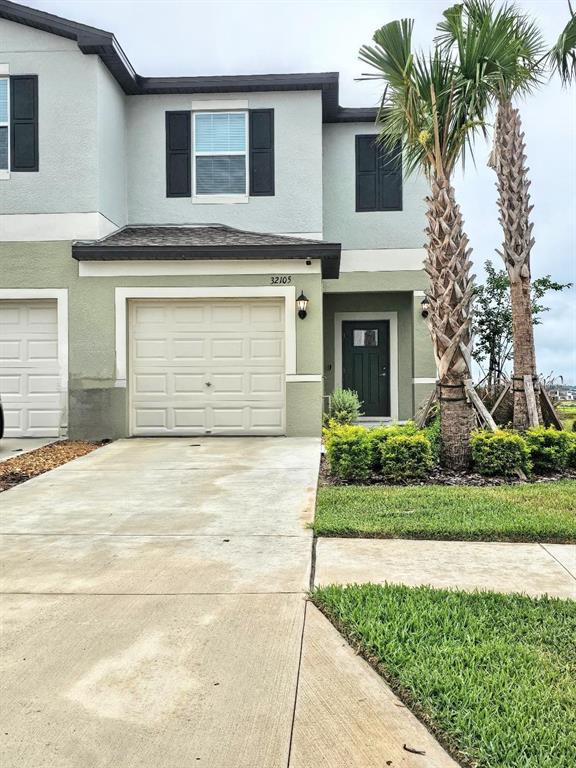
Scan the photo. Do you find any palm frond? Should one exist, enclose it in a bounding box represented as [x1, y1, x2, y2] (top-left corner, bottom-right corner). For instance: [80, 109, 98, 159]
[359, 19, 487, 180]
[437, 0, 546, 101]
[549, 3, 576, 85]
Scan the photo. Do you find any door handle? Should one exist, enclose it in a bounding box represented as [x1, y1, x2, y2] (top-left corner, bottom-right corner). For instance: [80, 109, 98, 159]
[379, 371, 388, 377]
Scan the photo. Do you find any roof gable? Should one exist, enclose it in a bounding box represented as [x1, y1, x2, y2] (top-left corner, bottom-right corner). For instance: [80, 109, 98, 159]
[0, 0, 375, 123]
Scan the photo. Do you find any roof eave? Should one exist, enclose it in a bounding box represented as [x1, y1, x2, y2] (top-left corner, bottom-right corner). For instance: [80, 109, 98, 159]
[71, 243, 341, 279]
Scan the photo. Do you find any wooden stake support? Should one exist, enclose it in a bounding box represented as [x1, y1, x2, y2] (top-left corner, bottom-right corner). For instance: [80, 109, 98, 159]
[464, 380, 498, 431]
[523, 375, 539, 428]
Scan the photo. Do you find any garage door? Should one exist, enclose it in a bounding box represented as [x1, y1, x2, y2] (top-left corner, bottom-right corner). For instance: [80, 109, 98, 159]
[0, 300, 62, 437]
[129, 299, 285, 435]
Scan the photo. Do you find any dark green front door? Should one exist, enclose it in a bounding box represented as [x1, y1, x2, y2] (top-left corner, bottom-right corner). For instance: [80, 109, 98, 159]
[342, 321, 390, 417]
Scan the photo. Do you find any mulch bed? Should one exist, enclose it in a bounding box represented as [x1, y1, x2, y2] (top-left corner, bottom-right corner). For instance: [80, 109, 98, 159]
[0, 440, 107, 492]
[319, 454, 576, 488]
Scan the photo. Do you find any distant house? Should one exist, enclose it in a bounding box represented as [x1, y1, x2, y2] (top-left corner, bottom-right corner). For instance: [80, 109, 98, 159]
[0, 0, 435, 439]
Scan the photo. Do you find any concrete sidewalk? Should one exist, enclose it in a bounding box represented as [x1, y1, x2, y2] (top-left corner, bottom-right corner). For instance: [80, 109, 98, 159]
[315, 538, 576, 598]
[0, 437, 458, 768]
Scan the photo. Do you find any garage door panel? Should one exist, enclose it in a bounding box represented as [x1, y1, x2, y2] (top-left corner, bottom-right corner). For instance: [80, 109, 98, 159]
[28, 374, 60, 394]
[173, 339, 205, 360]
[129, 299, 285, 436]
[0, 300, 62, 437]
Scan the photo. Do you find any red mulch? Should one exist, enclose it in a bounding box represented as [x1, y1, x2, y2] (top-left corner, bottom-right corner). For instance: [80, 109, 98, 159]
[0, 440, 106, 492]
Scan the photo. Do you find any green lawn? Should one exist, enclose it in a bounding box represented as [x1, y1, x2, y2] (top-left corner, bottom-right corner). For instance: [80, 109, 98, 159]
[313, 584, 576, 768]
[315, 481, 576, 542]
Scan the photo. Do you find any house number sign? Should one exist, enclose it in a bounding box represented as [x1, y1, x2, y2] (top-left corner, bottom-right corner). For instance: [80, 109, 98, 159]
[270, 275, 293, 284]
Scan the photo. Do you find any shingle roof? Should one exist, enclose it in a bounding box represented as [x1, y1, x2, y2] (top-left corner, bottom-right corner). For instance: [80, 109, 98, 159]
[72, 225, 341, 279]
[76, 225, 324, 249]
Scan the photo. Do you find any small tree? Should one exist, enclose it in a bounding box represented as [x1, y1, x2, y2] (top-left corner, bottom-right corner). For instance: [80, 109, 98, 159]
[473, 260, 571, 388]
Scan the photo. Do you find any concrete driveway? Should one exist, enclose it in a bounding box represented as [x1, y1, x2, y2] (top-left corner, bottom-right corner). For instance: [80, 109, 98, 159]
[1, 437, 457, 768]
[0, 438, 317, 768]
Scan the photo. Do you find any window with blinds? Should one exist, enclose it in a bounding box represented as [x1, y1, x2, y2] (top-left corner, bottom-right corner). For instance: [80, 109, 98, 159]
[193, 112, 247, 195]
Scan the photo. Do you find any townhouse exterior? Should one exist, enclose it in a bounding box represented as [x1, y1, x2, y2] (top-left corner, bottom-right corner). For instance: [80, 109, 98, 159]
[0, 0, 436, 440]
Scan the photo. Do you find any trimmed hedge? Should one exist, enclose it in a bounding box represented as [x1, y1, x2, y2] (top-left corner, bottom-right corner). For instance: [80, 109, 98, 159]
[525, 427, 572, 473]
[379, 433, 434, 482]
[567, 434, 576, 468]
[368, 422, 420, 470]
[471, 430, 532, 477]
[324, 424, 371, 481]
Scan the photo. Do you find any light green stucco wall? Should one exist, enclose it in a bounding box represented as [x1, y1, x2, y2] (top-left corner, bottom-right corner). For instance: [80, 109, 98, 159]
[321, 270, 436, 420]
[322, 122, 428, 250]
[0, 241, 323, 439]
[323, 292, 417, 420]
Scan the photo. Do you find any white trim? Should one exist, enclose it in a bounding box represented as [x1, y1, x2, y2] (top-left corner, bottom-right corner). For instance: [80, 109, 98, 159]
[79, 259, 321, 278]
[0, 64, 9, 76]
[0, 288, 69, 436]
[286, 374, 323, 383]
[191, 195, 249, 205]
[114, 286, 297, 386]
[0, 212, 119, 241]
[0, 170, 9, 180]
[192, 99, 248, 111]
[413, 377, 436, 385]
[340, 249, 426, 273]
[0, 73, 10, 175]
[334, 312, 399, 421]
[413, 290, 426, 297]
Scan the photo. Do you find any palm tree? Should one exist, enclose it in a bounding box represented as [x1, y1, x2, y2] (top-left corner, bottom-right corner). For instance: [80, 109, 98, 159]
[360, 20, 486, 469]
[438, 1, 547, 429]
[550, 2, 576, 85]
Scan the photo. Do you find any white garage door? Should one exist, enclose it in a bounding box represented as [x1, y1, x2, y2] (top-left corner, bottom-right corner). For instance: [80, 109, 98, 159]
[129, 299, 286, 435]
[0, 300, 63, 437]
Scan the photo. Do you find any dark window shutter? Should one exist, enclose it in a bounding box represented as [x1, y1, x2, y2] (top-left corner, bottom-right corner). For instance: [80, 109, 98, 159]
[355, 134, 402, 212]
[10, 75, 38, 172]
[355, 135, 378, 211]
[166, 111, 191, 197]
[378, 141, 402, 210]
[249, 109, 274, 196]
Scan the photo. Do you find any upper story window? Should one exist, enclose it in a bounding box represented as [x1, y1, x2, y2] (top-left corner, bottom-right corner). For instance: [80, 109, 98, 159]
[0, 78, 9, 172]
[355, 135, 402, 212]
[165, 108, 274, 200]
[193, 112, 248, 196]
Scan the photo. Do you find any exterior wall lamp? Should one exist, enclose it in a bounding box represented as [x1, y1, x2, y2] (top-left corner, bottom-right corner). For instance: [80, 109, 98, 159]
[421, 297, 430, 319]
[297, 291, 309, 319]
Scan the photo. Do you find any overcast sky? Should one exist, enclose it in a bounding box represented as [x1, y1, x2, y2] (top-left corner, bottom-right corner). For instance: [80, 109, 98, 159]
[26, 0, 576, 383]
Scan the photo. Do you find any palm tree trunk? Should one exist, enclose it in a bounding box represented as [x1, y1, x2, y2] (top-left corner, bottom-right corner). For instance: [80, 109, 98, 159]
[490, 99, 541, 429]
[425, 175, 476, 469]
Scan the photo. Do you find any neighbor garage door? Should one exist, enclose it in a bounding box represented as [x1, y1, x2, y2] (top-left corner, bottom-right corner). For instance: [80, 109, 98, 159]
[0, 300, 62, 437]
[129, 299, 285, 435]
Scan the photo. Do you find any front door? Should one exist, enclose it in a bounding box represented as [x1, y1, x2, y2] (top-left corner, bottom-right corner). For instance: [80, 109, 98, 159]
[342, 320, 390, 417]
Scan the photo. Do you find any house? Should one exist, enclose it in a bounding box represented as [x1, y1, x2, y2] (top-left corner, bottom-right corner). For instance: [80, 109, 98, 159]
[0, 0, 436, 439]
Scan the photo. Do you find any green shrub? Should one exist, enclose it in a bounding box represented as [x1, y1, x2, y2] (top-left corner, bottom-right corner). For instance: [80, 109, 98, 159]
[565, 433, 576, 468]
[379, 433, 434, 482]
[471, 430, 531, 477]
[424, 416, 441, 463]
[328, 388, 363, 425]
[525, 427, 571, 473]
[368, 422, 419, 469]
[324, 424, 371, 481]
